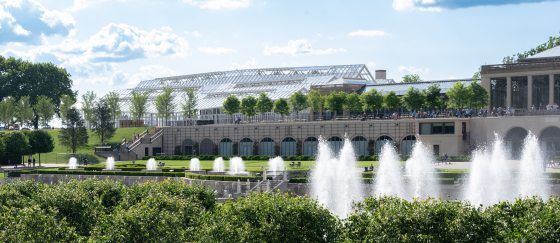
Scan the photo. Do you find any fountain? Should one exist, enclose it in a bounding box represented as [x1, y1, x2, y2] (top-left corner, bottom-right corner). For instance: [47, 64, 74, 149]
[405, 141, 439, 199]
[374, 143, 406, 198]
[189, 158, 201, 171]
[310, 138, 363, 218]
[465, 133, 514, 206]
[67, 157, 78, 170]
[146, 158, 158, 171]
[229, 157, 248, 175]
[268, 156, 285, 176]
[103, 157, 120, 171]
[212, 157, 225, 172]
[518, 132, 549, 199]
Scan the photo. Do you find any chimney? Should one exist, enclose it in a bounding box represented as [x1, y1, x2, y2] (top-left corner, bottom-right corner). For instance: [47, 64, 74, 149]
[375, 70, 386, 80]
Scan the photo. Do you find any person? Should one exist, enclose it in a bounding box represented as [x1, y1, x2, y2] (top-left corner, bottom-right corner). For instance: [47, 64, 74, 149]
[27, 158, 31, 167]
[32, 158, 36, 167]
[443, 153, 448, 162]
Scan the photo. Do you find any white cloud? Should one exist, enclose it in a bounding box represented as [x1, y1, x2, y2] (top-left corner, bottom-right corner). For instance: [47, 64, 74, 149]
[198, 46, 237, 55]
[184, 31, 201, 38]
[398, 65, 430, 75]
[0, 0, 75, 44]
[183, 0, 250, 10]
[230, 58, 258, 70]
[111, 65, 179, 87]
[264, 39, 346, 56]
[347, 30, 389, 38]
[392, 0, 441, 11]
[392, 0, 557, 11]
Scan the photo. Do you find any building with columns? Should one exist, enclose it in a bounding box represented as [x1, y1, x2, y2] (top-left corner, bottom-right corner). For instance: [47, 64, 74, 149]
[481, 46, 560, 110]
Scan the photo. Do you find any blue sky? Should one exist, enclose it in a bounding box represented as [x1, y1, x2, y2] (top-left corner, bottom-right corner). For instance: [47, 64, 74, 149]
[1, 0, 560, 97]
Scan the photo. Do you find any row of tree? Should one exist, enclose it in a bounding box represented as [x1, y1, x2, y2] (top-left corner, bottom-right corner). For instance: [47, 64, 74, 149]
[502, 34, 560, 63]
[221, 81, 488, 119]
[0, 130, 54, 165]
[0, 56, 74, 128]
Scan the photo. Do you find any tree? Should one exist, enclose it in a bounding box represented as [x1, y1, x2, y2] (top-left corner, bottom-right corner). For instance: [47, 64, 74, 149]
[92, 100, 116, 145]
[402, 87, 425, 111]
[240, 96, 257, 118]
[15, 96, 34, 127]
[273, 98, 290, 119]
[105, 92, 121, 124]
[324, 92, 346, 118]
[181, 87, 197, 120]
[384, 91, 401, 111]
[468, 81, 489, 109]
[131, 91, 149, 121]
[3, 132, 30, 165]
[361, 89, 384, 114]
[288, 91, 307, 116]
[0, 97, 16, 128]
[447, 82, 470, 109]
[81, 91, 96, 128]
[344, 93, 363, 114]
[307, 89, 324, 113]
[34, 96, 55, 128]
[424, 84, 444, 110]
[59, 94, 76, 121]
[26, 130, 54, 166]
[402, 74, 422, 83]
[222, 95, 240, 115]
[155, 87, 175, 126]
[59, 108, 88, 154]
[256, 93, 273, 114]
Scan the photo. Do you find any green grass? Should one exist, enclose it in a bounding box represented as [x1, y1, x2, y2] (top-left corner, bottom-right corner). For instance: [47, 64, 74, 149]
[35, 127, 147, 164]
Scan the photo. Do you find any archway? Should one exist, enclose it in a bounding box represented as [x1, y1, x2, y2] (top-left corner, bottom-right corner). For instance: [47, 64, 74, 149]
[181, 139, 195, 155]
[400, 135, 416, 156]
[352, 136, 369, 156]
[239, 138, 253, 156]
[303, 137, 319, 157]
[199, 138, 214, 155]
[328, 136, 343, 154]
[540, 126, 560, 159]
[281, 137, 297, 156]
[504, 127, 528, 159]
[259, 137, 275, 156]
[374, 135, 393, 155]
[219, 138, 233, 156]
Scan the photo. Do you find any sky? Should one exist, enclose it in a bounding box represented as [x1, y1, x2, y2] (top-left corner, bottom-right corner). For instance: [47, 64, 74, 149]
[1, 0, 560, 99]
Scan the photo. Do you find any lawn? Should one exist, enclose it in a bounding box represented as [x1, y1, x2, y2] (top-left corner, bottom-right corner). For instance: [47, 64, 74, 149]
[35, 127, 147, 164]
[101, 159, 380, 172]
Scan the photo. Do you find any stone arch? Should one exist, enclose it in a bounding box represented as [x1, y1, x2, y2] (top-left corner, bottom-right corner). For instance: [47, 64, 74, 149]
[303, 137, 319, 157]
[281, 137, 297, 156]
[400, 135, 416, 156]
[181, 139, 195, 155]
[219, 138, 233, 157]
[352, 136, 369, 156]
[540, 126, 560, 159]
[504, 127, 528, 159]
[374, 135, 393, 155]
[239, 137, 254, 156]
[328, 136, 343, 154]
[259, 137, 275, 156]
[199, 138, 214, 155]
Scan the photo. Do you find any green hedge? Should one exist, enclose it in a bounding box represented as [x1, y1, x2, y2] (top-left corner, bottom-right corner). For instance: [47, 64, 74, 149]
[8, 169, 185, 177]
[185, 172, 259, 182]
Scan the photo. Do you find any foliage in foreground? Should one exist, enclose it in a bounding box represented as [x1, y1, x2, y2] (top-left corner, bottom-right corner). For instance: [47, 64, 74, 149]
[0, 180, 559, 242]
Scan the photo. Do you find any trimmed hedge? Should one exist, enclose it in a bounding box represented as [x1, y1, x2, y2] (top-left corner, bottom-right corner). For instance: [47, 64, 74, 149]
[185, 172, 259, 182]
[8, 169, 185, 177]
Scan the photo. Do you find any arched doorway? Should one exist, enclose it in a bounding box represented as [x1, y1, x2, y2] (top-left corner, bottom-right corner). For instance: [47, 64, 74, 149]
[400, 135, 416, 156]
[199, 138, 214, 155]
[239, 138, 253, 156]
[219, 138, 233, 156]
[281, 137, 297, 156]
[181, 139, 195, 155]
[259, 137, 275, 156]
[303, 137, 318, 157]
[540, 126, 560, 159]
[374, 135, 393, 155]
[504, 127, 528, 159]
[352, 136, 369, 156]
[328, 136, 343, 154]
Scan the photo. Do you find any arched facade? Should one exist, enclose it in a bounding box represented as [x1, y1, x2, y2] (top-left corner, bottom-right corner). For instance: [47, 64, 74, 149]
[303, 137, 318, 156]
[352, 136, 369, 156]
[540, 126, 560, 159]
[199, 138, 214, 155]
[181, 139, 195, 155]
[504, 127, 528, 159]
[374, 135, 393, 155]
[259, 137, 275, 156]
[400, 135, 416, 156]
[239, 138, 254, 156]
[219, 138, 233, 156]
[328, 136, 343, 154]
[281, 137, 297, 156]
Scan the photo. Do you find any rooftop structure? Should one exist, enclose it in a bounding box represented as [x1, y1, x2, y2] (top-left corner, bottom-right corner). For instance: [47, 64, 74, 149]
[364, 79, 477, 96]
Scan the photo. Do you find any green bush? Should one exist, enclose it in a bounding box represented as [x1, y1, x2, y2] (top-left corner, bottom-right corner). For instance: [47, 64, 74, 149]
[185, 172, 258, 182]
